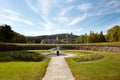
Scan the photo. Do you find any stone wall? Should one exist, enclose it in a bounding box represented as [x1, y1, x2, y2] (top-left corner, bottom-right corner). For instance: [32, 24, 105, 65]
[0, 44, 120, 53]
[76, 45, 120, 53]
[61, 45, 120, 53]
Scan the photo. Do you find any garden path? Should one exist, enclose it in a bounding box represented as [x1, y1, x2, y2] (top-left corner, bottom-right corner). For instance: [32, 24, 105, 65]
[42, 53, 75, 80]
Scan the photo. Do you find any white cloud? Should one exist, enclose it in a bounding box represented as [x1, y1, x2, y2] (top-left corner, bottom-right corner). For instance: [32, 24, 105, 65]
[38, 0, 51, 15]
[51, 6, 74, 25]
[26, 0, 77, 29]
[51, 6, 75, 25]
[97, 0, 120, 15]
[22, 19, 33, 25]
[3, 9, 21, 16]
[0, 9, 34, 25]
[77, 3, 92, 11]
[0, 14, 33, 25]
[26, 0, 58, 29]
[41, 15, 55, 29]
[26, 0, 39, 13]
[68, 17, 81, 26]
[26, 0, 59, 15]
[60, 6, 74, 16]
[87, 0, 120, 16]
[68, 12, 87, 26]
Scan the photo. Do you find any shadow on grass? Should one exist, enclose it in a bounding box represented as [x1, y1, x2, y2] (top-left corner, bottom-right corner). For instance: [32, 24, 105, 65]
[0, 51, 45, 62]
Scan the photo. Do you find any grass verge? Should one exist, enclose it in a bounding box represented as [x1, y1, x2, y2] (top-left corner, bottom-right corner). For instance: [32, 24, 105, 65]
[64, 50, 120, 80]
[1, 42, 120, 46]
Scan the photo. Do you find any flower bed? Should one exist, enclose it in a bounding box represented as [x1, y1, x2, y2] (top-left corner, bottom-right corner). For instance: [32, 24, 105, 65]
[11, 52, 43, 62]
[73, 53, 104, 62]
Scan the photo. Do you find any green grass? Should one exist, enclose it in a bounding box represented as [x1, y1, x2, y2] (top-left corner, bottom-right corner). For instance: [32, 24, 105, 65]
[81, 42, 120, 46]
[64, 50, 120, 80]
[1, 42, 120, 46]
[0, 50, 50, 80]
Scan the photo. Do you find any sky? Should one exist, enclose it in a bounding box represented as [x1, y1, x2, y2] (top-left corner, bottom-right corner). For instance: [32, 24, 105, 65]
[0, 0, 120, 36]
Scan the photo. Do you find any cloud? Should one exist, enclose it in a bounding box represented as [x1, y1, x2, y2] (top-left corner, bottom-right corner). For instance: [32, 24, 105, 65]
[38, 0, 51, 15]
[77, 3, 92, 11]
[68, 11, 87, 26]
[26, 0, 39, 13]
[97, 0, 120, 15]
[60, 6, 74, 16]
[87, 0, 120, 16]
[3, 9, 21, 16]
[26, 0, 59, 15]
[51, 6, 74, 25]
[26, 0, 78, 28]
[0, 9, 33, 25]
[0, 14, 33, 25]
[41, 15, 55, 30]
[26, 0, 57, 29]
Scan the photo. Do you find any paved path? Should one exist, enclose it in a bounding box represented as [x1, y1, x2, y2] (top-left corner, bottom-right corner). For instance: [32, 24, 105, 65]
[42, 54, 75, 80]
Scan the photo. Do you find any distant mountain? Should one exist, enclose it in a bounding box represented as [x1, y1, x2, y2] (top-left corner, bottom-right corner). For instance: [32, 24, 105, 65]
[26, 33, 79, 43]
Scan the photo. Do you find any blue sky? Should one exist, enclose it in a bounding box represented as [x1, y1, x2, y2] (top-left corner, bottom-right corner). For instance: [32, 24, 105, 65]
[0, 0, 120, 36]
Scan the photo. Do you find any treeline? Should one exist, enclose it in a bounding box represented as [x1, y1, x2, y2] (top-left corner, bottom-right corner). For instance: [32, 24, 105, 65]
[76, 25, 120, 43]
[0, 24, 120, 43]
[0, 24, 27, 43]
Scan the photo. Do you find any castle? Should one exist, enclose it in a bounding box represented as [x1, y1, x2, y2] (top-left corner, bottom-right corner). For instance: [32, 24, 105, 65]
[41, 33, 73, 44]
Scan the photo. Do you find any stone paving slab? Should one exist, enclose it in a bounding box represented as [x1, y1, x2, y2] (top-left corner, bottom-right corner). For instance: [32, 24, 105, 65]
[42, 54, 75, 80]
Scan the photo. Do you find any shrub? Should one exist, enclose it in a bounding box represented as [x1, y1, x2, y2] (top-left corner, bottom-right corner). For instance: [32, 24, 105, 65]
[73, 53, 104, 62]
[11, 52, 43, 62]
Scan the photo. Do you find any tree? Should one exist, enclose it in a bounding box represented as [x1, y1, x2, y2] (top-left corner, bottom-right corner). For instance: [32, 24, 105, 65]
[0, 24, 27, 43]
[88, 31, 96, 43]
[75, 35, 84, 43]
[98, 31, 106, 42]
[10, 32, 27, 43]
[0, 24, 14, 42]
[106, 25, 120, 42]
[84, 33, 88, 43]
[75, 33, 88, 43]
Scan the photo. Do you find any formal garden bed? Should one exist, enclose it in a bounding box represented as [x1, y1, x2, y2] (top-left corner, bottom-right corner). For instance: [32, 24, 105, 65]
[11, 51, 43, 62]
[73, 53, 104, 62]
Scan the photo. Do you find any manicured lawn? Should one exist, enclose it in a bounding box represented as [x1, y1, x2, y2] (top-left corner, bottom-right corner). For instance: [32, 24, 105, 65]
[64, 50, 120, 80]
[0, 50, 50, 80]
[1, 42, 120, 46]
